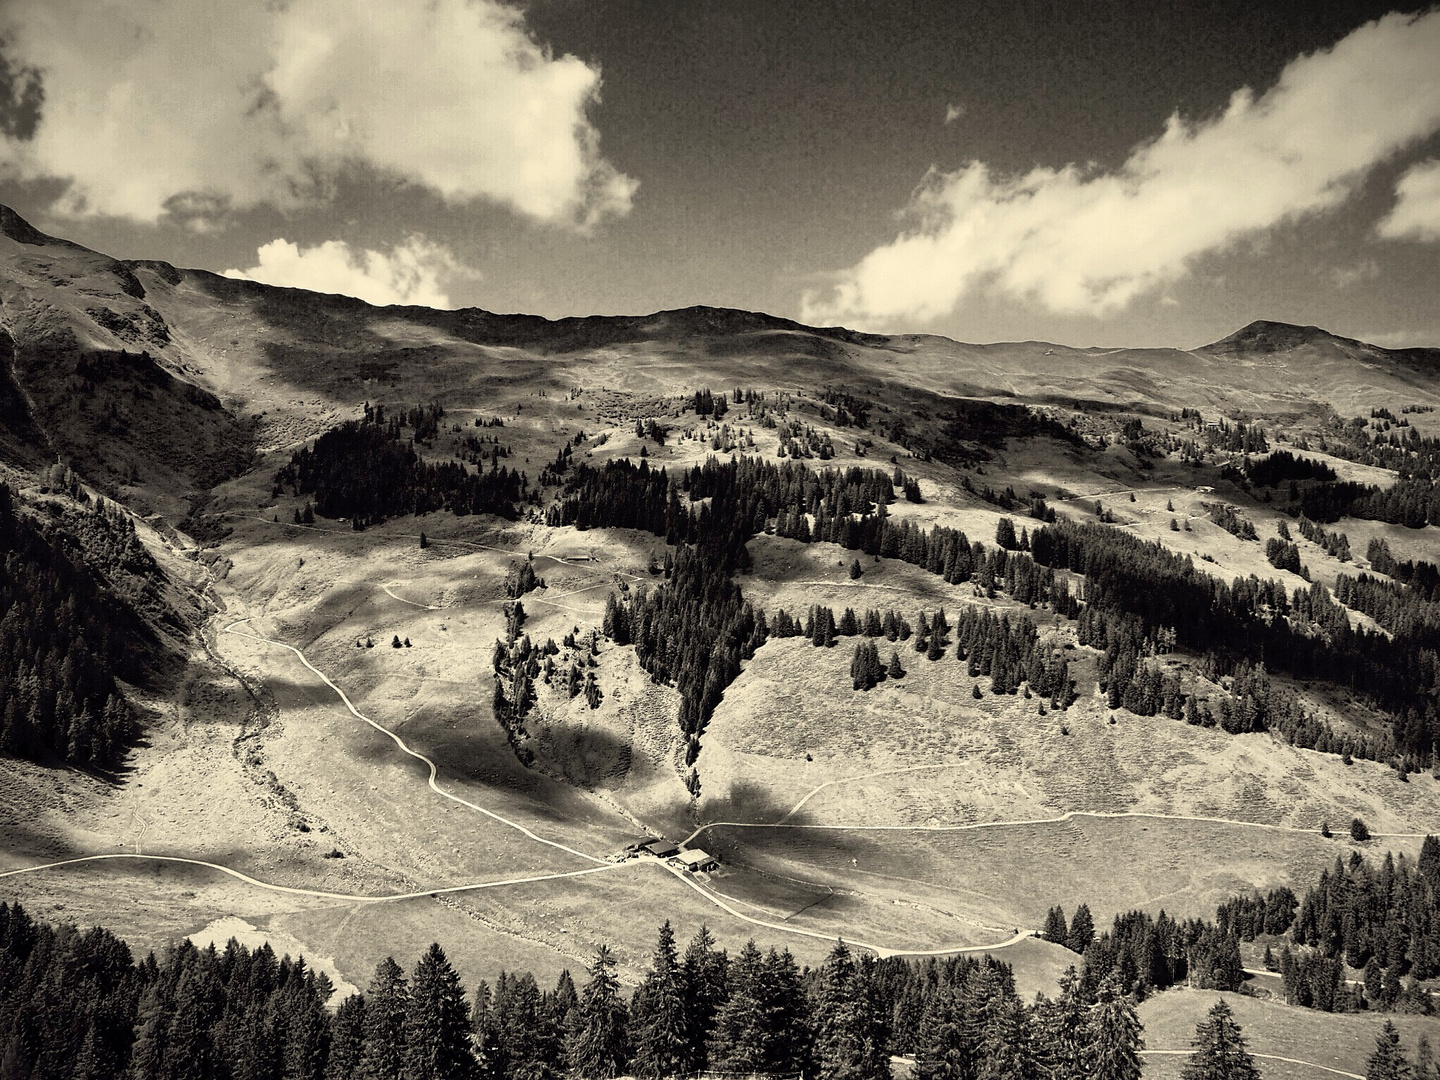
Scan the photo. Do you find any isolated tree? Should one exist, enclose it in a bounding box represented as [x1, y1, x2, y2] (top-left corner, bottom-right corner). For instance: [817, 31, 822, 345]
[1366, 1021, 1412, 1080]
[1352, 817, 1372, 842]
[392, 635, 402, 649]
[849, 558, 863, 579]
[361, 957, 409, 1080]
[567, 947, 628, 1079]
[419, 531, 428, 549]
[402, 943, 472, 1080]
[1181, 1000, 1258, 1080]
[887, 651, 906, 680]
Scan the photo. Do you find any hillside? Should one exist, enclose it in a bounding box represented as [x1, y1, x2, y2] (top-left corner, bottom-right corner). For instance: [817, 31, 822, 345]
[1, 207, 1439, 1069]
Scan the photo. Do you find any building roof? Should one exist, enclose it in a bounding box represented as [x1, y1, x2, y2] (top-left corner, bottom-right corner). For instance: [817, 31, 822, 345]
[644, 840, 680, 857]
[675, 849, 717, 867]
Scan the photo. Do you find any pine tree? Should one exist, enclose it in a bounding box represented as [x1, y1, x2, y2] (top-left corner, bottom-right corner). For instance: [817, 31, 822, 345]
[326, 996, 368, 1080]
[1042, 905, 1068, 945]
[708, 940, 767, 1076]
[361, 957, 410, 1080]
[763, 948, 810, 1076]
[566, 947, 628, 1080]
[887, 651, 905, 680]
[1088, 976, 1144, 1080]
[1032, 967, 1091, 1080]
[811, 941, 887, 1080]
[1366, 1021, 1413, 1080]
[1180, 1000, 1258, 1080]
[402, 944, 472, 1080]
[631, 923, 689, 1080]
[1067, 905, 1095, 954]
[680, 926, 728, 1074]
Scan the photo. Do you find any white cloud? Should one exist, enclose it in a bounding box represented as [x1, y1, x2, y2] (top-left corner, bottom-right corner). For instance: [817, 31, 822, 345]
[944, 103, 966, 125]
[1378, 159, 1440, 241]
[0, 0, 635, 229]
[805, 10, 1440, 327]
[223, 236, 477, 308]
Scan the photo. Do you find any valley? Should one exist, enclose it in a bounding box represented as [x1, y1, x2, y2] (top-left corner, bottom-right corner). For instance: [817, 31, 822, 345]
[2, 206, 1439, 1071]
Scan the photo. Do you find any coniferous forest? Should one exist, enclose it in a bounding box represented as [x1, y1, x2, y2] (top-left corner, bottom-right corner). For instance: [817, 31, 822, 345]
[0, 484, 141, 769]
[276, 405, 526, 527]
[539, 452, 1438, 771]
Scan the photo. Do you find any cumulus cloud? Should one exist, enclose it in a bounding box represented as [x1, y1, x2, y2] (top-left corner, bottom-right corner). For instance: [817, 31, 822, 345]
[223, 236, 477, 308]
[944, 103, 966, 125]
[804, 10, 1440, 326]
[0, 0, 635, 229]
[1378, 159, 1440, 241]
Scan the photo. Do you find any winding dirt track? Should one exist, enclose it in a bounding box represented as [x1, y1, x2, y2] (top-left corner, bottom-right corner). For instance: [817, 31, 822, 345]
[0, 854, 626, 902]
[1140, 1048, 1362, 1078]
[221, 619, 606, 866]
[10, 596, 1431, 963]
[687, 809, 1431, 844]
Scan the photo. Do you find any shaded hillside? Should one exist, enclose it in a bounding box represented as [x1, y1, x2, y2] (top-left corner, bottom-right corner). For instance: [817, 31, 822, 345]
[0, 208, 257, 510]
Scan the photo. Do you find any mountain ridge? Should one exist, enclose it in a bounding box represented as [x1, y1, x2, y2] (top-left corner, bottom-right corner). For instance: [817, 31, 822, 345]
[2, 202, 1439, 516]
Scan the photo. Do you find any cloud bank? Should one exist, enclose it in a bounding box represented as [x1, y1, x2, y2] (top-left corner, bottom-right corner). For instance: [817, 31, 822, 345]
[0, 0, 635, 229]
[224, 236, 476, 308]
[1379, 159, 1440, 241]
[804, 10, 1440, 326]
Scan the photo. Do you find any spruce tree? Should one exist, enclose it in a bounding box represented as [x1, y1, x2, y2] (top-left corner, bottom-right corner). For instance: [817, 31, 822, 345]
[1031, 967, 1091, 1080]
[360, 958, 409, 1080]
[402, 944, 472, 1080]
[1088, 976, 1144, 1080]
[1366, 1021, 1413, 1080]
[912, 983, 964, 1080]
[1067, 904, 1095, 954]
[566, 947, 628, 1080]
[680, 926, 728, 1074]
[708, 940, 767, 1076]
[1180, 1000, 1258, 1080]
[631, 923, 689, 1080]
[1042, 905, 1068, 945]
[811, 941, 887, 1080]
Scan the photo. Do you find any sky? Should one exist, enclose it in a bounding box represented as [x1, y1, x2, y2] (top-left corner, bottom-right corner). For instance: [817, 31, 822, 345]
[1, 0, 1438, 349]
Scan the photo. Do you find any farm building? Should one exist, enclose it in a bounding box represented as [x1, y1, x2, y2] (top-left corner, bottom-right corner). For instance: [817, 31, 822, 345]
[644, 840, 680, 859]
[674, 849, 719, 873]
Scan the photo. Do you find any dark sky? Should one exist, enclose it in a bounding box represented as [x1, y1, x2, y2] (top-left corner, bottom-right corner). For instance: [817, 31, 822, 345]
[1, 0, 1437, 347]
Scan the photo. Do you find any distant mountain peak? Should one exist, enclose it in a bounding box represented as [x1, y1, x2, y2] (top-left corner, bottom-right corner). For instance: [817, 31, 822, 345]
[1201, 319, 1357, 354]
[0, 204, 54, 247]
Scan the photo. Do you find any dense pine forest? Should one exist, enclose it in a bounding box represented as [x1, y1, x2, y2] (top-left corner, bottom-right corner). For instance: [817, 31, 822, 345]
[0, 484, 142, 769]
[275, 406, 526, 527]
